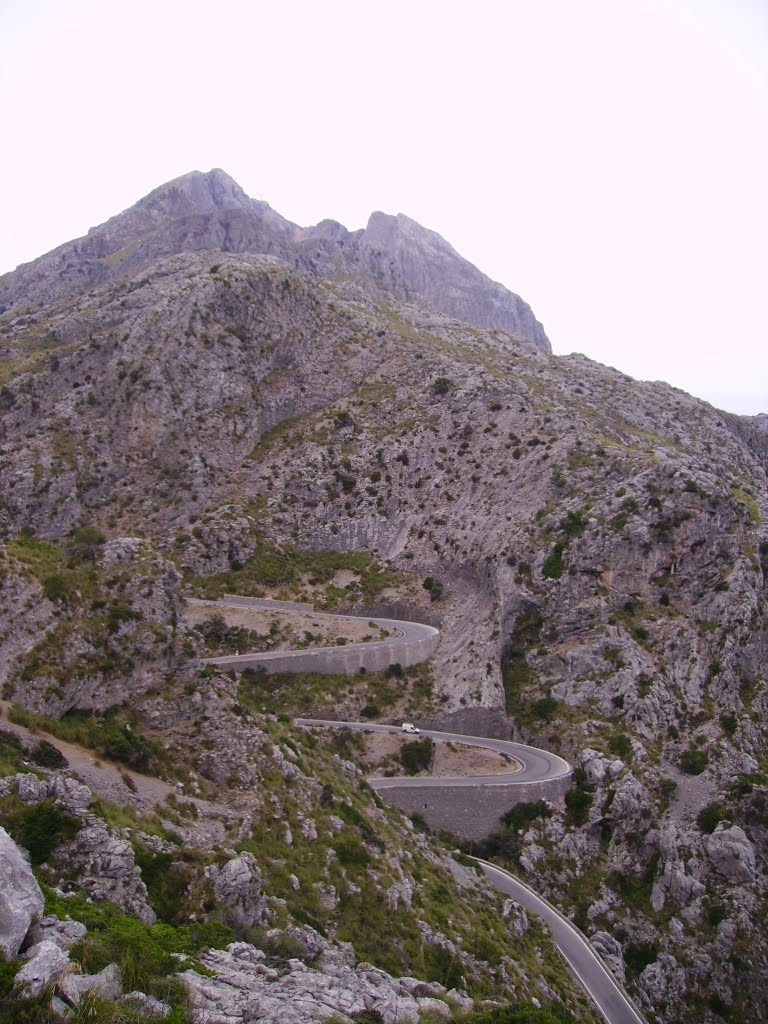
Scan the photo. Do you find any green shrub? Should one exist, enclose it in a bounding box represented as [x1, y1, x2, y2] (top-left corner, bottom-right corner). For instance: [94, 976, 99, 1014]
[0, 954, 21, 998]
[42, 574, 69, 602]
[66, 526, 106, 563]
[697, 802, 729, 834]
[132, 843, 196, 925]
[680, 748, 709, 775]
[432, 377, 454, 395]
[0, 729, 25, 776]
[720, 712, 738, 736]
[30, 739, 68, 769]
[2, 798, 80, 864]
[607, 733, 633, 762]
[502, 800, 552, 832]
[332, 835, 370, 867]
[423, 943, 463, 988]
[565, 786, 593, 826]
[400, 737, 433, 775]
[531, 694, 558, 721]
[623, 942, 658, 975]
[541, 544, 564, 580]
[559, 510, 587, 538]
[0, 991, 59, 1023]
[706, 902, 727, 928]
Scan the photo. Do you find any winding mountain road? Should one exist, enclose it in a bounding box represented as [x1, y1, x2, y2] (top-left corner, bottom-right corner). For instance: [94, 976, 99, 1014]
[298, 719, 648, 1024]
[295, 719, 571, 788]
[196, 598, 646, 1023]
[192, 597, 439, 674]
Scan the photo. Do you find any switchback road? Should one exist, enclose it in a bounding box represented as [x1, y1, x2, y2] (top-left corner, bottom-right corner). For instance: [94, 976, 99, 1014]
[298, 718, 647, 1024]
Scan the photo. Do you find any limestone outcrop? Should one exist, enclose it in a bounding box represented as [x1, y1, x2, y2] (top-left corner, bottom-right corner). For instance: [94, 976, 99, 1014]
[0, 825, 44, 959]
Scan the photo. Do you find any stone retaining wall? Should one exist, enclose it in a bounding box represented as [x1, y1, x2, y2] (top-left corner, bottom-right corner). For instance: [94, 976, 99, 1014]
[378, 774, 572, 842]
[216, 630, 438, 675]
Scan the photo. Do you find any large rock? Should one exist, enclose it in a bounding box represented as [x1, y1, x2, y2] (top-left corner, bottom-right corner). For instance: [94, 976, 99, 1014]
[56, 818, 155, 924]
[26, 914, 87, 950]
[14, 939, 70, 997]
[706, 825, 756, 883]
[649, 822, 706, 911]
[0, 773, 92, 814]
[590, 931, 626, 985]
[59, 962, 122, 1006]
[204, 852, 274, 930]
[0, 826, 44, 959]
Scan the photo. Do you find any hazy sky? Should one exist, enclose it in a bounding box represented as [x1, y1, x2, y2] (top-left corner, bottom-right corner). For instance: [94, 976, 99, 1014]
[1, 0, 766, 415]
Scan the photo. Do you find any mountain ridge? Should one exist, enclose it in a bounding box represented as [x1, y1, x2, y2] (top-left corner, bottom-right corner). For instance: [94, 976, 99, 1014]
[0, 168, 550, 352]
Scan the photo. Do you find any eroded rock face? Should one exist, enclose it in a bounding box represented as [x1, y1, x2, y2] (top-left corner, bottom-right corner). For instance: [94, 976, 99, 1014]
[0, 169, 550, 352]
[590, 931, 626, 985]
[55, 818, 155, 925]
[203, 852, 275, 930]
[706, 825, 756, 884]
[0, 826, 44, 959]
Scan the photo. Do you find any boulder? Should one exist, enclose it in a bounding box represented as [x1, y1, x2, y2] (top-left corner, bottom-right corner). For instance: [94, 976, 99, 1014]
[706, 825, 756, 883]
[204, 852, 273, 929]
[0, 826, 44, 959]
[59, 962, 122, 1006]
[121, 991, 171, 1018]
[590, 930, 626, 985]
[14, 939, 70, 997]
[47, 777, 93, 814]
[26, 914, 87, 950]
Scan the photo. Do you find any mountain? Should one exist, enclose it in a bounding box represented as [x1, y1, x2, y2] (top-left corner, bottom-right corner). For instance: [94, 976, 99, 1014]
[0, 168, 550, 352]
[0, 171, 767, 1024]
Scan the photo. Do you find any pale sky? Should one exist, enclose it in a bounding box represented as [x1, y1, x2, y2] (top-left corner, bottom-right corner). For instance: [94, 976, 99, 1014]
[1, 0, 766, 415]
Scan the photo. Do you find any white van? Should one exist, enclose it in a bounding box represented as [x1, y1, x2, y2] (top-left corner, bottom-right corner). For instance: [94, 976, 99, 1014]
[401, 722, 420, 734]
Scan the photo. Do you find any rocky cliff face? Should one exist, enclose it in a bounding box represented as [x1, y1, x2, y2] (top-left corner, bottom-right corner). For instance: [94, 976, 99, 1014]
[0, 169, 550, 352]
[0, 173, 767, 1023]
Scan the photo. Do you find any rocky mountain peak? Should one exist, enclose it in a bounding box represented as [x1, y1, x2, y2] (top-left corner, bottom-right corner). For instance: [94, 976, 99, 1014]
[97, 168, 258, 228]
[362, 211, 456, 255]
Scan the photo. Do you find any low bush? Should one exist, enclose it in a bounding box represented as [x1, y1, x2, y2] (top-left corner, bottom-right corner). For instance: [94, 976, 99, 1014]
[565, 785, 593, 826]
[607, 733, 633, 762]
[623, 942, 659, 975]
[697, 802, 729, 834]
[400, 737, 433, 775]
[1, 798, 80, 864]
[30, 739, 68, 769]
[680, 748, 709, 775]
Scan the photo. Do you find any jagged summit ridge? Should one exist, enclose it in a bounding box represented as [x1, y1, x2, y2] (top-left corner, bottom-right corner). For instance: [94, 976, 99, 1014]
[0, 169, 550, 352]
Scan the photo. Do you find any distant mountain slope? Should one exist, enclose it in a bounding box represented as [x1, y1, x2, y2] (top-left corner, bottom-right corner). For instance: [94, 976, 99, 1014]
[0, 168, 550, 352]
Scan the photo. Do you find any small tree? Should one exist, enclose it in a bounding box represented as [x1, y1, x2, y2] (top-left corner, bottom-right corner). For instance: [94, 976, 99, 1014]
[680, 747, 709, 775]
[432, 377, 454, 395]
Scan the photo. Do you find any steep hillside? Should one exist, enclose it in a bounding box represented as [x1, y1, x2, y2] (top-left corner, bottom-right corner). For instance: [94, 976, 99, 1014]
[1, 175, 767, 1024]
